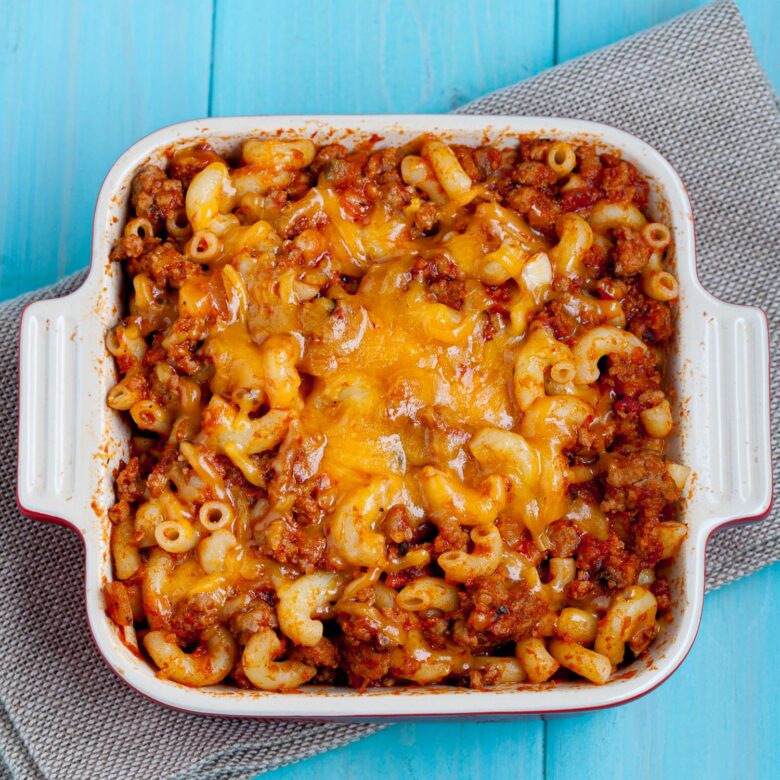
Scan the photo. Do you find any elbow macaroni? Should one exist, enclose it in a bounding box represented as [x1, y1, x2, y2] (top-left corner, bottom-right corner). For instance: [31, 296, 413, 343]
[107, 134, 687, 691]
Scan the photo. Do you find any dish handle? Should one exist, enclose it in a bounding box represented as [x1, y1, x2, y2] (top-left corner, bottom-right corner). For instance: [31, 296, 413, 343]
[17, 287, 98, 536]
[696, 301, 773, 532]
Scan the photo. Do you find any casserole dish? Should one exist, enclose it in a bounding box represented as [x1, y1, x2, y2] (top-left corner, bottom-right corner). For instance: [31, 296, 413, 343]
[17, 115, 772, 718]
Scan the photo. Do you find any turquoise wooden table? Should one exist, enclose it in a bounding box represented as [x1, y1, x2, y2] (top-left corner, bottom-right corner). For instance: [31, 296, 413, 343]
[3, 2, 777, 778]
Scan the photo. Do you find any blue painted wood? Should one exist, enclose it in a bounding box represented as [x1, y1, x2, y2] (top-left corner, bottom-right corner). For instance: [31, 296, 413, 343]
[213, 6, 554, 776]
[556, 1, 708, 61]
[0, 0, 213, 301]
[211, 0, 556, 115]
[556, 0, 779, 89]
[2, 2, 778, 779]
[268, 720, 545, 780]
[265, 565, 780, 780]
[544, 565, 780, 780]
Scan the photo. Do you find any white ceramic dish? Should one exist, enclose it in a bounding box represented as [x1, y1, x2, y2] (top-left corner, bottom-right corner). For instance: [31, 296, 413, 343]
[17, 116, 772, 718]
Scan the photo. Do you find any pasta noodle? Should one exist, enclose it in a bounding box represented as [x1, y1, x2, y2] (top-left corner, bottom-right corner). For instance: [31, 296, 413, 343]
[105, 133, 687, 692]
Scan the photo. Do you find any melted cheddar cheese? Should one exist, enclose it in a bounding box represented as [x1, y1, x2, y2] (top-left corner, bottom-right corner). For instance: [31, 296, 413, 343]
[106, 135, 687, 692]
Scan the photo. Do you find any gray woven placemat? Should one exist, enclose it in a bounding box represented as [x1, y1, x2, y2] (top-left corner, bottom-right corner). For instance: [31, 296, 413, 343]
[1, 1, 777, 778]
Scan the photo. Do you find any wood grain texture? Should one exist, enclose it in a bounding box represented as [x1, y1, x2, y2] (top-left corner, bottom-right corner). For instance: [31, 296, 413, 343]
[211, 0, 556, 114]
[1, 2, 778, 779]
[0, 0, 213, 300]
[544, 567, 780, 780]
[269, 720, 545, 780]
[556, 0, 708, 61]
[265, 566, 780, 780]
[556, 0, 779, 87]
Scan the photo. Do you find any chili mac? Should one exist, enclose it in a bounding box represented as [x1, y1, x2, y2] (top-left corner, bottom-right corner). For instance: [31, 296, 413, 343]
[104, 133, 688, 690]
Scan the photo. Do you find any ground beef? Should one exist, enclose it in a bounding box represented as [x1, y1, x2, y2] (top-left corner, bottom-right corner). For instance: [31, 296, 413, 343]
[483, 281, 514, 307]
[630, 515, 680, 566]
[465, 579, 547, 640]
[115, 457, 144, 503]
[167, 343, 203, 377]
[570, 479, 604, 506]
[131, 165, 185, 233]
[365, 148, 402, 184]
[290, 474, 332, 526]
[450, 144, 504, 183]
[537, 296, 601, 344]
[473, 146, 506, 180]
[162, 316, 206, 375]
[168, 590, 226, 643]
[278, 212, 328, 241]
[497, 514, 540, 554]
[613, 408, 647, 450]
[311, 147, 374, 221]
[339, 181, 373, 223]
[628, 299, 674, 344]
[552, 275, 584, 295]
[325, 150, 368, 190]
[651, 577, 672, 613]
[512, 161, 557, 187]
[125, 242, 200, 289]
[228, 601, 278, 645]
[412, 254, 466, 310]
[146, 444, 179, 497]
[519, 139, 554, 162]
[263, 520, 327, 573]
[577, 416, 617, 455]
[581, 242, 609, 278]
[109, 233, 157, 262]
[504, 186, 559, 235]
[381, 504, 414, 543]
[310, 143, 349, 175]
[450, 145, 482, 181]
[107, 499, 132, 526]
[432, 520, 469, 556]
[575, 533, 639, 589]
[603, 348, 661, 399]
[168, 143, 223, 187]
[269, 437, 333, 525]
[601, 156, 649, 208]
[613, 226, 652, 276]
[546, 520, 581, 558]
[413, 614, 449, 652]
[372, 181, 414, 213]
[601, 450, 681, 521]
[575, 145, 603, 185]
[289, 637, 340, 668]
[560, 187, 601, 214]
[468, 663, 505, 689]
[384, 563, 431, 590]
[413, 201, 438, 235]
[338, 617, 392, 687]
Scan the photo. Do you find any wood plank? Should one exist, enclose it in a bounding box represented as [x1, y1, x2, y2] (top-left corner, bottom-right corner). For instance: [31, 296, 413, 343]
[550, 1, 780, 777]
[266, 719, 545, 780]
[556, 0, 779, 90]
[211, 6, 555, 778]
[556, 0, 707, 62]
[544, 564, 780, 779]
[0, 0, 214, 300]
[211, 0, 556, 115]
[737, 0, 780, 89]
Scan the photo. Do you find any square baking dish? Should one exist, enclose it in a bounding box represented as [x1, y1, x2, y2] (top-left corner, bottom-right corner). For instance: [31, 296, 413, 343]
[17, 115, 772, 718]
